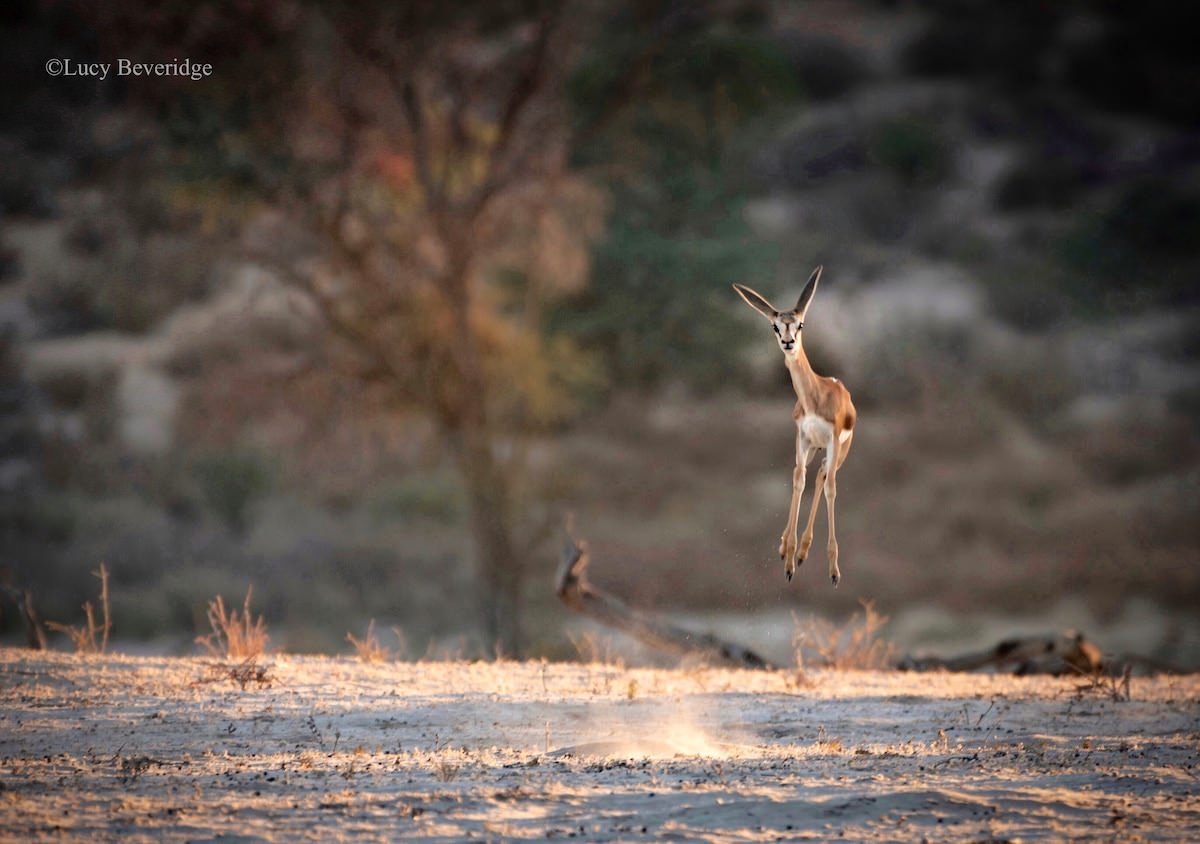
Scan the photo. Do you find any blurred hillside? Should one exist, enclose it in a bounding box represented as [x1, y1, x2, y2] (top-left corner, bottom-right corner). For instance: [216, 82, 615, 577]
[1, 0, 1197, 662]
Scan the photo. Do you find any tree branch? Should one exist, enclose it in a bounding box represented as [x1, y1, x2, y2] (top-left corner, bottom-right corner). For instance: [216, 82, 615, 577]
[494, 8, 559, 161]
[401, 78, 443, 211]
[462, 5, 563, 222]
[555, 529, 774, 670]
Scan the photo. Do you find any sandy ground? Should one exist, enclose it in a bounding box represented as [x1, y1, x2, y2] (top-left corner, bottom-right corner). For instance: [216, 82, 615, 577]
[1, 652, 1197, 841]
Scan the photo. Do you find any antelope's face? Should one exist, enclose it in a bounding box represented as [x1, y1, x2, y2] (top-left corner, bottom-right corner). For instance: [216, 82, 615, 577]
[732, 266, 824, 357]
[771, 313, 802, 354]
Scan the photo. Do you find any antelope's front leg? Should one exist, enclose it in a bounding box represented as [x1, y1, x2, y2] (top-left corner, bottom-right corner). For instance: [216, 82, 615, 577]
[780, 436, 811, 581]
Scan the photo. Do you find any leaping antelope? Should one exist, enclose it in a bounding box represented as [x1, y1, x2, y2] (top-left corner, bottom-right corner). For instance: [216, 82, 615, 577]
[733, 267, 856, 585]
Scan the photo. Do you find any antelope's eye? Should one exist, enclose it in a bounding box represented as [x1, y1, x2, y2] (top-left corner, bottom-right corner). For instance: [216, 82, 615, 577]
[773, 325, 780, 334]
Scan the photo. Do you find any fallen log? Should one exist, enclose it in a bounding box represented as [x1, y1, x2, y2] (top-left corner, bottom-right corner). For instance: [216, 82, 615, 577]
[552, 528, 1183, 677]
[898, 631, 1102, 675]
[898, 631, 1185, 676]
[554, 533, 775, 670]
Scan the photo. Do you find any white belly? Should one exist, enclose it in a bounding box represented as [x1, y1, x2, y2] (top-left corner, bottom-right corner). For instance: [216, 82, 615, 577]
[799, 415, 851, 448]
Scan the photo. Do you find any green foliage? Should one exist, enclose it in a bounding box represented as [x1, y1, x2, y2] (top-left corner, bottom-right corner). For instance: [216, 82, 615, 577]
[658, 29, 798, 111]
[551, 209, 777, 390]
[0, 491, 77, 545]
[570, 17, 797, 156]
[99, 1, 301, 190]
[193, 449, 273, 534]
[369, 471, 466, 525]
[562, 9, 797, 391]
[867, 118, 951, 188]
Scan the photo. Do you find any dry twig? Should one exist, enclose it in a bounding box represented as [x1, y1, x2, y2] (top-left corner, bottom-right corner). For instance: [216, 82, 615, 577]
[47, 564, 110, 654]
[0, 585, 48, 650]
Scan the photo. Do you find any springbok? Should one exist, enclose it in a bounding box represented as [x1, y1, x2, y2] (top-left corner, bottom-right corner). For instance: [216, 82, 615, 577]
[733, 267, 856, 585]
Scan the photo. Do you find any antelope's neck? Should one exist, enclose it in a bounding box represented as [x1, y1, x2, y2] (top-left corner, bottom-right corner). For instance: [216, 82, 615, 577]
[784, 346, 821, 411]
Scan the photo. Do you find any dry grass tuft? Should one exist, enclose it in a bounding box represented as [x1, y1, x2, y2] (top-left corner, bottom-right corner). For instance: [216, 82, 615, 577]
[793, 600, 897, 671]
[346, 619, 390, 662]
[1073, 664, 1132, 702]
[194, 656, 274, 690]
[196, 587, 269, 659]
[47, 563, 111, 654]
[812, 725, 844, 753]
[434, 759, 461, 782]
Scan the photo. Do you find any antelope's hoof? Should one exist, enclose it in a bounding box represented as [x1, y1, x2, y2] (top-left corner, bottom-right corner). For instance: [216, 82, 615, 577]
[786, 568, 793, 582]
[830, 573, 840, 587]
[780, 537, 797, 564]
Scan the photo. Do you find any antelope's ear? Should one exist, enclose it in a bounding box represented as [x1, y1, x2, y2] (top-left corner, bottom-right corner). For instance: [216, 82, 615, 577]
[732, 283, 779, 320]
[794, 265, 822, 318]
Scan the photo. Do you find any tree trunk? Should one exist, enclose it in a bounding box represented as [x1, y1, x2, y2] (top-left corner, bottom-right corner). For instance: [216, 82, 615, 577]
[456, 427, 523, 656]
[439, 254, 525, 656]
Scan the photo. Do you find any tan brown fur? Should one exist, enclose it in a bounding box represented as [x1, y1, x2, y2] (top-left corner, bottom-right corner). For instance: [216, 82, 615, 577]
[733, 266, 856, 585]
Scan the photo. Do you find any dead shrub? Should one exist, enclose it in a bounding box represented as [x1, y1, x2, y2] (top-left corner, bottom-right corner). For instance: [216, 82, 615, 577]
[793, 600, 897, 671]
[47, 563, 111, 654]
[196, 586, 269, 659]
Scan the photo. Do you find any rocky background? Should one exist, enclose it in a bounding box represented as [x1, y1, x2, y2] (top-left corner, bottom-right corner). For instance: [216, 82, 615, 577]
[1, 0, 1197, 662]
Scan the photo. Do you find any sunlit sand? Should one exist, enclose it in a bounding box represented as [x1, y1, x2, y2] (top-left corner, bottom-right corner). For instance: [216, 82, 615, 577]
[2, 652, 1196, 840]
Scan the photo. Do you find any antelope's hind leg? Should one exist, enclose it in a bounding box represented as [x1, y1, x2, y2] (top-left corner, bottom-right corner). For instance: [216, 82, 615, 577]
[824, 430, 853, 586]
[798, 462, 827, 565]
[781, 432, 814, 581]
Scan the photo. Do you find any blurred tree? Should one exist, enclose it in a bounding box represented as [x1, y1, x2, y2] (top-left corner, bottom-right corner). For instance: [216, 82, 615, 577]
[275, 2, 605, 654]
[83, 0, 603, 654]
